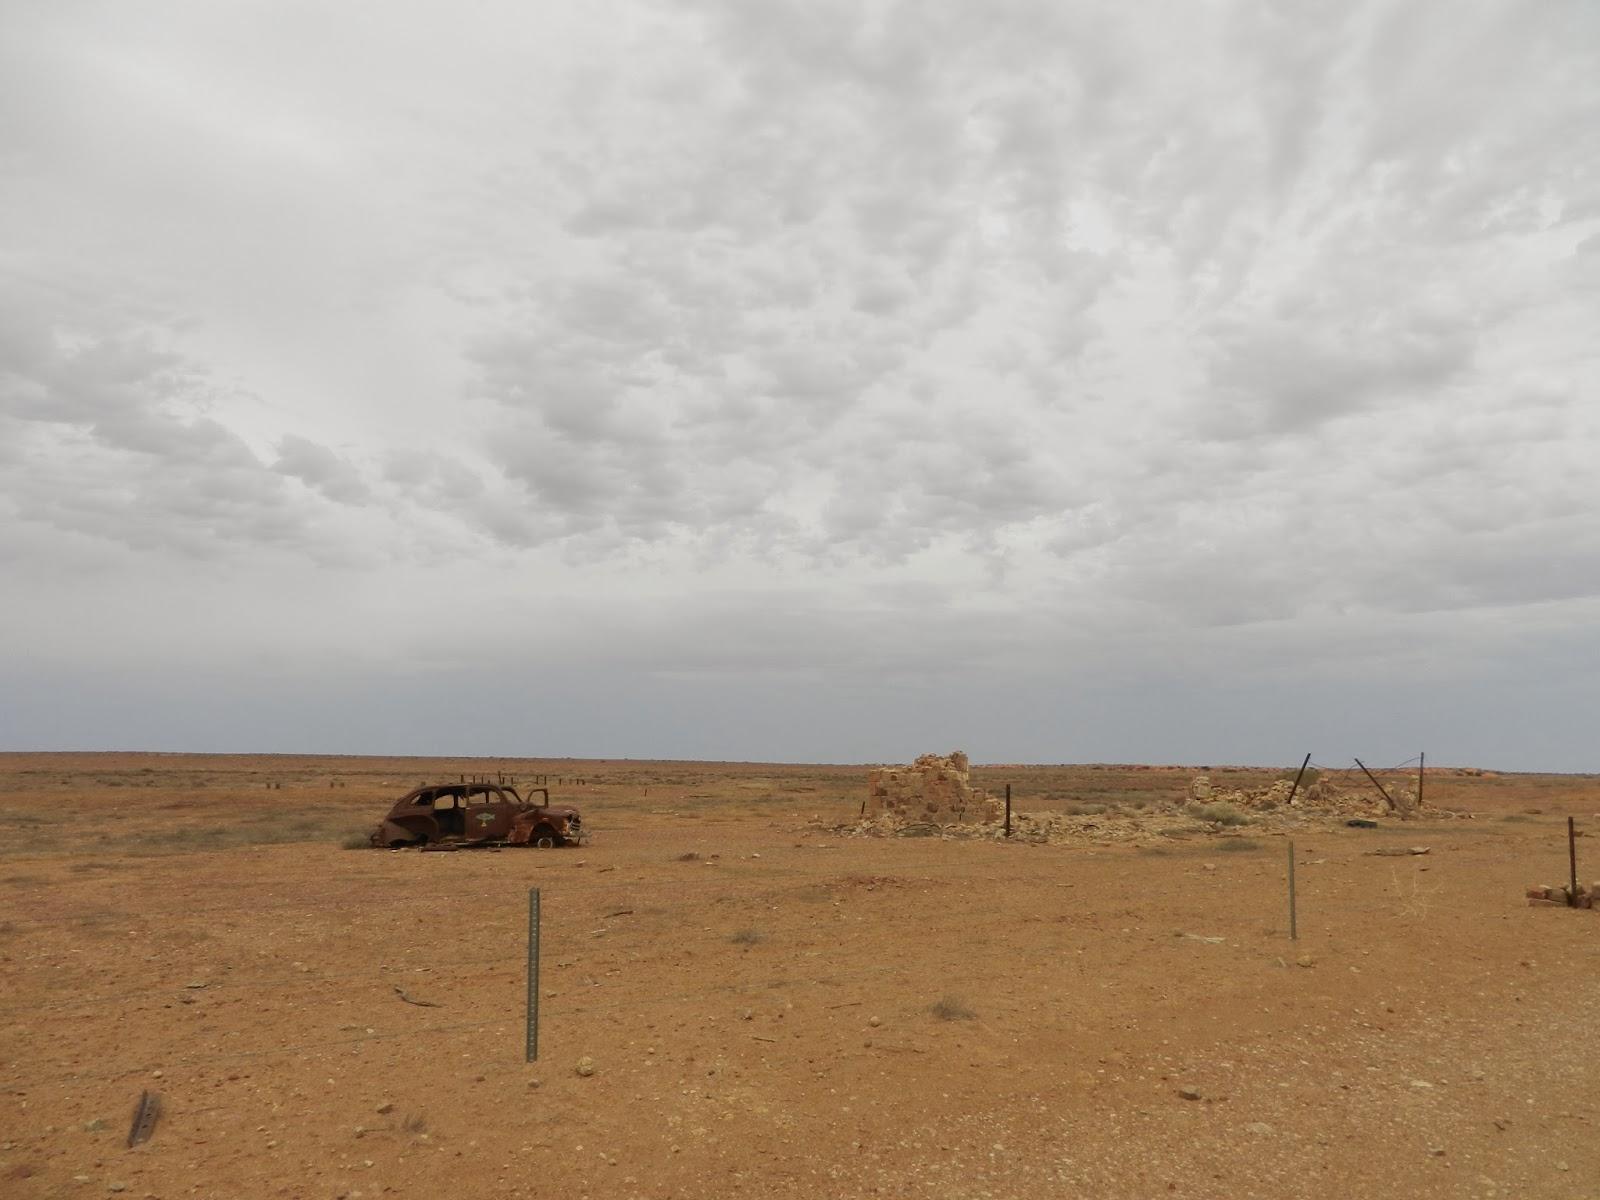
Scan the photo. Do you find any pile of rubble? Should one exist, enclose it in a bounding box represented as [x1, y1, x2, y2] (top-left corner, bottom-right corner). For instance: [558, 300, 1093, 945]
[1526, 882, 1599, 910]
[1186, 774, 1418, 820]
[841, 759, 1451, 847]
[864, 751, 1000, 827]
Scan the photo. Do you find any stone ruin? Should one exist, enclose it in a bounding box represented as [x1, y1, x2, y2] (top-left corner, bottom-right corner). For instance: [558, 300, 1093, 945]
[866, 751, 1001, 826]
[1188, 773, 1421, 819]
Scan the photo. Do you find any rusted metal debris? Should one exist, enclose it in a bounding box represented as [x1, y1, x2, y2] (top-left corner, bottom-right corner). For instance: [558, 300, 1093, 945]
[367, 782, 584, 850]
[127, 1090, 162, 1148]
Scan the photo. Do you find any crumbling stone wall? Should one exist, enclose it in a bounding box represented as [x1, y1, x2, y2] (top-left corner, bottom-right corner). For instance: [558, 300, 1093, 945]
[1189, 773, 1418, 819]
[866, 751, 1000, 825]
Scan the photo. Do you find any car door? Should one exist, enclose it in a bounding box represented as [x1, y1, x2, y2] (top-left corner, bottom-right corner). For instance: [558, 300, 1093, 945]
[461, 785, 514, 841]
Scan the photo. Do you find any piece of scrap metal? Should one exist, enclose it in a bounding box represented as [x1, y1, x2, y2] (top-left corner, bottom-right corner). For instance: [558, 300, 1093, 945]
[127, 1090, 162, 1148]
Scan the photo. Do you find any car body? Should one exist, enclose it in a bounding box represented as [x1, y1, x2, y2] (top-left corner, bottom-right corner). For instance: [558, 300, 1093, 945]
[369, 782, 583, 849]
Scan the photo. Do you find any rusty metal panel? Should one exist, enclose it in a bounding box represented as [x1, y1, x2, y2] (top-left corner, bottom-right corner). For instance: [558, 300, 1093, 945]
[127, 1091, 162, 1147]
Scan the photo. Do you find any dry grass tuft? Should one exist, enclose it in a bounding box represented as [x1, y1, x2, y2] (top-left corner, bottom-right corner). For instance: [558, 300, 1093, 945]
[1186, 801, 1252, 827]
[930, 995, 976, 1021]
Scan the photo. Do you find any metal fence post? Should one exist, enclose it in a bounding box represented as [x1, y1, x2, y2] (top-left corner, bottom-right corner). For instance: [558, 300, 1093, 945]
[1570, 818, 1579, 909]
[525, 888, 541, 1061]
[1287, 840, 1298, 941]
[1286, 753, 1311, 805]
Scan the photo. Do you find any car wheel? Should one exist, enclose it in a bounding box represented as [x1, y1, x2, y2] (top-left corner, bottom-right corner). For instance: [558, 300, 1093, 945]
[533, 828, 555, 849]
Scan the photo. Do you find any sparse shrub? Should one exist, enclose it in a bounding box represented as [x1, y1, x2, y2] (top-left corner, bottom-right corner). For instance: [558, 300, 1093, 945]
[1186, 801, 1251, 827]
[729, 928, 765, 946]
[340, 831, 373, 850]
[1215, 838, 1261, 852]
[930, 995, 976, 1021]
[401, 1112, 427, 1134]
[677, 851, 701, 861]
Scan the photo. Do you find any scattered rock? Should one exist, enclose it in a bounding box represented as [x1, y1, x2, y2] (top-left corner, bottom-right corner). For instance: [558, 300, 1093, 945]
[575, 1056, 596, 1078]
[375, 1103, 394, 1115]
[1296, 955, 1315, 968]
[868, 1016, 881, 1028]
[1177, 1088, 1202, 1101]
[82, 1119, 106, 1133]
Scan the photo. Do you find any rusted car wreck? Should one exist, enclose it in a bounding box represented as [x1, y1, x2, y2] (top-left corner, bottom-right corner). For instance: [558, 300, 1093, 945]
[369, 782, 583, 849]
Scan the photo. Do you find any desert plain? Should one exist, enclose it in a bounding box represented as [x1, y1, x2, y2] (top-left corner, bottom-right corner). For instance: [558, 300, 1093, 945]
[2, 752, 1598, 1199]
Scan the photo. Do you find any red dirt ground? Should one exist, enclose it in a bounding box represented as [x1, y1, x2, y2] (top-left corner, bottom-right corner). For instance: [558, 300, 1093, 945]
[2, 753, 1598, 1199]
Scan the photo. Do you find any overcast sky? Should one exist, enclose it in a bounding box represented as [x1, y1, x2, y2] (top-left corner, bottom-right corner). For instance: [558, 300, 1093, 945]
[2, 1, 1598, 769]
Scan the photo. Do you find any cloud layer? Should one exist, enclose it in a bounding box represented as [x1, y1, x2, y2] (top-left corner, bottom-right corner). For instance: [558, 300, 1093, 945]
[3, 0, 1598, 766]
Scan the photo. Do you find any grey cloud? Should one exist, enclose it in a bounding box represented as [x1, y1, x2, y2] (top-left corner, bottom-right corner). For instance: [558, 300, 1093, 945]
[1203, 309, 1474, 435]
[272, 435, 372, 505]
[0, 276, 374, 561]
[1361, 2, 1600, 236]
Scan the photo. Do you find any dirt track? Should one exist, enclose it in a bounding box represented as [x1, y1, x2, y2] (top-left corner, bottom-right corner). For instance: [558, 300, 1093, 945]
[3, 754, 1598, 1199]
